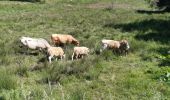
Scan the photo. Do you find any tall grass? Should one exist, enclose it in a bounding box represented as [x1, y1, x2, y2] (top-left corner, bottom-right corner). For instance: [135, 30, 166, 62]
[0, 0, 45, 3]
[0, 70, 17, 91]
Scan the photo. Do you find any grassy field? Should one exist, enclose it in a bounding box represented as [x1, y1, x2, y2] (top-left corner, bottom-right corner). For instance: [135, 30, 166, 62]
[0, 0, 169, 99]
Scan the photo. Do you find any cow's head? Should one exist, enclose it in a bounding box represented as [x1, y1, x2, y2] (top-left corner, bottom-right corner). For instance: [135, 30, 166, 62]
[20, 37, 28, 46]
[73, 40, 80, 46]
[120, 40, 130, 50]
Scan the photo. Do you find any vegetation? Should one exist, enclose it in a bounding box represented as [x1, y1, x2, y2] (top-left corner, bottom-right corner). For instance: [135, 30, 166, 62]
[0, 0, 169, 99]
[0, 0, 45, 3]
[146, 0, 170, 11]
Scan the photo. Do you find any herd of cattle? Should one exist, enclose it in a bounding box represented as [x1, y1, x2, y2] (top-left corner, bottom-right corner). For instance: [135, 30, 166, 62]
[20, 34, 130, 63]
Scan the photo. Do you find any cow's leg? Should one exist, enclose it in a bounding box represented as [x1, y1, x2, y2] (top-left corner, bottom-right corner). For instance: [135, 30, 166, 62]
[112, 49, 116, 55]
[78, 54, 81, 58]
[63, 54, 65, 59]
[118, 49, 122, 56]
[61, 44, 66, 50]
[60, 55, 63, 60]
[125, 50, 128, 56]
[48, 55, 53, 63]
[55, 57, 58, 61]
[36, 48, 42, 55]
[86, 54, 89, 58]
[75, 54, 78, 60]
[26, 47, 30, 55]
[24, 47, 28, 55]
[72, 53, 75, 61]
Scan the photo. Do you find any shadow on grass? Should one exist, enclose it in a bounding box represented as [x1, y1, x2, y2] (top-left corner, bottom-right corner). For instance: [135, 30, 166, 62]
[0, 97, 5, 100]
[37, 56, 47, 63]
[160, 58, 170, 66]
[18, 51, 39, 56]
[104, 18, 170, 66]
[14, 43, 40, 56]
[156, 47, 170, 66]
[135, 32, 170, 44]
[2, 0, 45, 3]
[136, 9, 170, 14]
[104, 19, 170, 44]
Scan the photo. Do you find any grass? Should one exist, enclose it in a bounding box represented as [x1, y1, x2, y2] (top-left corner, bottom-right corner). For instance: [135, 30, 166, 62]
[0, 0, 169, 99]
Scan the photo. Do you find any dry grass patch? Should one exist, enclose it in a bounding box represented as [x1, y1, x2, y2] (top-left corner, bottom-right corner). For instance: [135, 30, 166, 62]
[0, 1, 32, 5]
[86, 2, 134, 9]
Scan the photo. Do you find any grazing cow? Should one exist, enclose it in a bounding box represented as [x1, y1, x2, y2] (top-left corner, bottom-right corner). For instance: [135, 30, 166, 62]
[101, 39, 130, 55]
[20, 36, 51, 52]
[51, 34, 79, 46]
[119, 40, 130, 55]
[21, 37, 51, 48]
[72, 46, 89, 60]
[47, 46, 65, 63]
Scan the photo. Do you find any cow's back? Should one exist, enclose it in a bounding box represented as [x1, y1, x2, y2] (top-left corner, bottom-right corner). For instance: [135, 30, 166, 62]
[52, 34, 73, 43]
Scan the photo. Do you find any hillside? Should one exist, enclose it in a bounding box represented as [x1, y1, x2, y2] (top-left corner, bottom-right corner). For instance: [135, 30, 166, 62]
[0, 0, 169, 99]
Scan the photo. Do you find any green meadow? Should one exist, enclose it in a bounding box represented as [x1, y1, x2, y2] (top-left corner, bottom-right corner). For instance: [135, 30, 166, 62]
[0, 0, 169, 99]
